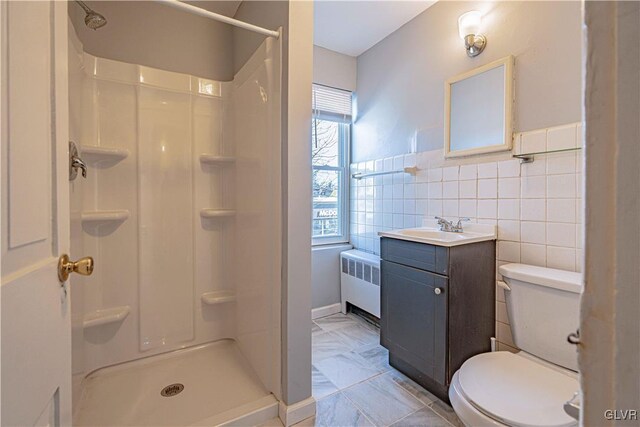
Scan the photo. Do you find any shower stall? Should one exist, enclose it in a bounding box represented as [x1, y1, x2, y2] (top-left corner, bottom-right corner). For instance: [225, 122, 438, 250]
[67, 4, 283, 425]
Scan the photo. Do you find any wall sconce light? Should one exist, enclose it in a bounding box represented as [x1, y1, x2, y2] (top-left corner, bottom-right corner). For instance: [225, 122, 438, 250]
[458, 11, 486, 57]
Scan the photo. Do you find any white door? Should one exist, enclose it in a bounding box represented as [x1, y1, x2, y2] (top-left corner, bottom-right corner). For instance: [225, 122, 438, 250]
[1, 2, 74, 426]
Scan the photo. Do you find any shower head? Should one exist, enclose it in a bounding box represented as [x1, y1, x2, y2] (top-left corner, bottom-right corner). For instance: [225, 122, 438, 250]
[75, 1, 107, 30]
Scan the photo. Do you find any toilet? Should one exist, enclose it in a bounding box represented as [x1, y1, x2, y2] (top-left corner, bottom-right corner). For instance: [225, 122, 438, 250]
[449, 263, 582, 427]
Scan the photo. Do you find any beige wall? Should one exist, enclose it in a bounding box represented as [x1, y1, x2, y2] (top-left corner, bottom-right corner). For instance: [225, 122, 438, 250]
[311, 244, 352, 310]
[313, 46, 357, 91]
[353, 1, 582, 162]
[68, 1, 234, 80]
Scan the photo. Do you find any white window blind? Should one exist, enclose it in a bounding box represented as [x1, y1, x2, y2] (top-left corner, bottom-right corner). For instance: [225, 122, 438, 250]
[312, 84, 352, 123]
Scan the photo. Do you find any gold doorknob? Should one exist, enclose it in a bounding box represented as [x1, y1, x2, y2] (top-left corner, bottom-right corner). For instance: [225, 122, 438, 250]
[58, 254, 94, 282]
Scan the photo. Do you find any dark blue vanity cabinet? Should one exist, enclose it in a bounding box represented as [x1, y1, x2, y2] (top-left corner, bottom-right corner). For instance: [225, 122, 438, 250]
[380, 237, 496, 402]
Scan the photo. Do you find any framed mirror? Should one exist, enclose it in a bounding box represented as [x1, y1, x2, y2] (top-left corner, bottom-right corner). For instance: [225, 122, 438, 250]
[444, 55, 514, 158]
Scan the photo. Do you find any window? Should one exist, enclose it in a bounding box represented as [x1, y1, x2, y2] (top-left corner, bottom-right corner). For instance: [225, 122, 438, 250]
[312, 84, 351, 245]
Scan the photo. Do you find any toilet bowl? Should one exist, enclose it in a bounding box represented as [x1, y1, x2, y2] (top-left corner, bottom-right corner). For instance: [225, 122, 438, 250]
[449, 352, 578, 427]
[449, 263, 582, 427]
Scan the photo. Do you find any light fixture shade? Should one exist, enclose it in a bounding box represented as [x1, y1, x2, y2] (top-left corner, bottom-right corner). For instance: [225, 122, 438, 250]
[458, 10, 482, 39]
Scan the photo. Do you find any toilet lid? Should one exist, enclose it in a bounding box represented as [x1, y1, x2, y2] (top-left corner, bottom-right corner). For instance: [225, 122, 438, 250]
[458, 352, 578, 427]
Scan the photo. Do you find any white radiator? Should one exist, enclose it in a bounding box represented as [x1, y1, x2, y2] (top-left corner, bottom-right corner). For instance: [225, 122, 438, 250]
[340, 250, 381, 318]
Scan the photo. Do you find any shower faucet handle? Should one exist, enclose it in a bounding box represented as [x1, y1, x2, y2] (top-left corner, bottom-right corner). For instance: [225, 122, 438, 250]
[72, 156, 87, 178]
[69, 140, 87, 180]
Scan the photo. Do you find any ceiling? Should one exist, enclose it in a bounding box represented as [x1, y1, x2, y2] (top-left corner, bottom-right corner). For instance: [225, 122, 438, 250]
[314, 0, 436, 57]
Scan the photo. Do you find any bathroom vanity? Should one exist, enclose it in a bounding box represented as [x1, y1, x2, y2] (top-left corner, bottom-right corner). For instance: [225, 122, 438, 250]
[379, 224, 496, 402]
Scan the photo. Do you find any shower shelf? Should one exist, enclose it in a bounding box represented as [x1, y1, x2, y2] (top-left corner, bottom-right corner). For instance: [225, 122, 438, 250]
[83, 306, 131, 329]
[200, 209, 236, 219]
[199, 154, 236, 165]
[81, 145, 130, 163]
[81, 210, 130, 224]
[201, 291, 236, 305]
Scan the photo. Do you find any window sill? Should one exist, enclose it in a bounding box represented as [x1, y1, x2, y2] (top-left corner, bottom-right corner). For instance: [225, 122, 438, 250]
[312, 240, 350, 248]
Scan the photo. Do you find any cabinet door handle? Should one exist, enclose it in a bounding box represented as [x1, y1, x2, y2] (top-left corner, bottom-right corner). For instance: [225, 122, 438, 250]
[434, 288, 442, 295]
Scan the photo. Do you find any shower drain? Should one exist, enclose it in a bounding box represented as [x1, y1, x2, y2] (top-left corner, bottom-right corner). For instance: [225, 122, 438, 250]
[161, 383, 184, 397]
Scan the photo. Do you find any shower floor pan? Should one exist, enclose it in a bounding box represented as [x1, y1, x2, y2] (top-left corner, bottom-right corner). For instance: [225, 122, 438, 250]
[74, 339, 278, 426]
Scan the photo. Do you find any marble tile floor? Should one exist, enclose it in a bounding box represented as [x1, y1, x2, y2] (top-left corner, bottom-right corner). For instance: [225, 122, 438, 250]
[297, 313, 463, 427]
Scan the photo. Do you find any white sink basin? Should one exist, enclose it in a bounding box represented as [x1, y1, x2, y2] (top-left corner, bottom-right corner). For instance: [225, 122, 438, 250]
[378, 223, 496, 247]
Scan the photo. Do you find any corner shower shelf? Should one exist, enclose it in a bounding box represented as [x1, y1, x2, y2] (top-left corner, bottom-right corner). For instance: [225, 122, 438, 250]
[200, 209, 236, 219]
[81, 210, 130, 225]
[199, 154, 236, 165]
[83, 306, 131, 329]
[201, 291, 236, 305]
[81, 145, 130, 163]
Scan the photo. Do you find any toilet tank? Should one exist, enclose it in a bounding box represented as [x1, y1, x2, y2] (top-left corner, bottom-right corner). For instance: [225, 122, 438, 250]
[498, 263, 582, 371]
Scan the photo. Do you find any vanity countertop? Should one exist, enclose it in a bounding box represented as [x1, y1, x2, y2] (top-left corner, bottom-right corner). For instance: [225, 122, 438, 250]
[378, 220, 496, 247]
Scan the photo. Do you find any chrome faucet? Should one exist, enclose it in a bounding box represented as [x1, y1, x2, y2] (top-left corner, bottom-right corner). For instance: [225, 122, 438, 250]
[435, 216, 470, 233]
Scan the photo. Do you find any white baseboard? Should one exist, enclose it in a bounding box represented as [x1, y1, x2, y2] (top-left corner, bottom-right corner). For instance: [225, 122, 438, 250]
[278, 396, 316, 426]
[311, 303, 342, 320]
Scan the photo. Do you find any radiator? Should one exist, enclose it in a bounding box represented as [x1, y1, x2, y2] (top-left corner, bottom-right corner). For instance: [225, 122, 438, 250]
[340, 250, 381, 318]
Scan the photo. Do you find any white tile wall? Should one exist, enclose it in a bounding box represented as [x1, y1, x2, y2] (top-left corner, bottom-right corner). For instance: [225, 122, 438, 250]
[350, 122, 584, 351]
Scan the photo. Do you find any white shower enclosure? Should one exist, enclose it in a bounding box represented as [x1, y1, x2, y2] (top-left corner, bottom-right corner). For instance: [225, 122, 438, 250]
[69, 23, 282, 425]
